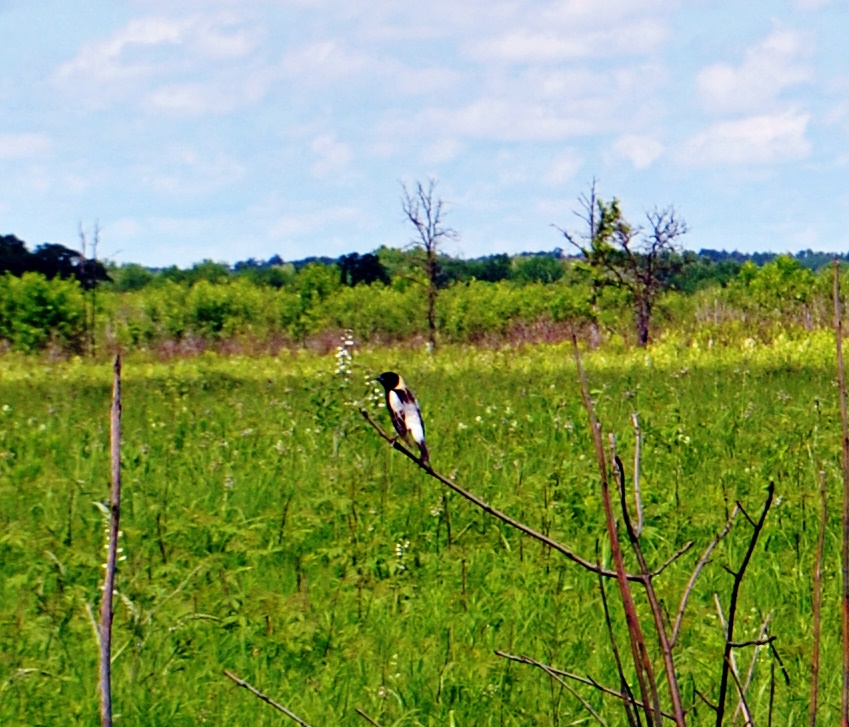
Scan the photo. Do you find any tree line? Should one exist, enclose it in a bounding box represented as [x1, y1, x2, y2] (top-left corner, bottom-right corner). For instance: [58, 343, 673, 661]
[3, 180, 849, 354]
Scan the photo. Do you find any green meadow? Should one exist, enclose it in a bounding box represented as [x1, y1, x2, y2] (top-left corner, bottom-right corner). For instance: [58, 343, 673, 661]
[0, 334, 844, 724]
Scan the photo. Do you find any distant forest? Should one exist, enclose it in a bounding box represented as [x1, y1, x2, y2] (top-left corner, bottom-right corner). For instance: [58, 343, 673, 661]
[3, 231, 848, 294]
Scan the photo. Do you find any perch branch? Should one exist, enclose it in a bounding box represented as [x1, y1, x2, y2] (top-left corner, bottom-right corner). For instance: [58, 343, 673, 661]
[355, 707, 384, 726]
[223, 670, 313, 726]
[361, 408, 655, 582]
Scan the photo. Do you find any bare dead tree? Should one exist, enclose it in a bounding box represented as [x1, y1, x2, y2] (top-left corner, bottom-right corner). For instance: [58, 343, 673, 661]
[401, 179, 458, 351]
[99, 355, 122, 726]
[79, 221, 101, 356]
[555, 180, 688, 346]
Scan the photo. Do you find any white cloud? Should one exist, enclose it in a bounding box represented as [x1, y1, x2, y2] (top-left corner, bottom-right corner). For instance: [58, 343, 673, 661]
[138, 145, 246, 195]
[280, 40, 371, 84]
[421, 138, 463, 164]
[611, 134, 664, 169]
[54, 13, 263, 108]
[678, 110, 811, 166]
[794, 0, 834, 8]
[310, 134, 352, 178]
[0, 133, 52, 159]
[270, 206, 359, 238]
[697, 28, 812, 114]
[465, 18, 669, 63]
[146, 70, 271, 115]
[545, 149, 582, 184]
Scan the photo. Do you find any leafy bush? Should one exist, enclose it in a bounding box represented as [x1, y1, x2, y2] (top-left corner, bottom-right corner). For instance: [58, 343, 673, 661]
[0, 272, 87, 352]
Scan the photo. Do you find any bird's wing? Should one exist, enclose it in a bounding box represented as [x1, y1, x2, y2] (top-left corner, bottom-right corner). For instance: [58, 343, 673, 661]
[386, 389, 408, 437]
[394, 387, 425, 445]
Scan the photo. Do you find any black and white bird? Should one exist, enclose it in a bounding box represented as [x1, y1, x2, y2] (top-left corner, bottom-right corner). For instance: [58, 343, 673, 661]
[376, 371, 430, 464]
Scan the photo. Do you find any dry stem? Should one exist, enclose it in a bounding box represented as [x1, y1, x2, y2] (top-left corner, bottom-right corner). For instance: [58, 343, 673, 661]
[99, 355, 121, 727]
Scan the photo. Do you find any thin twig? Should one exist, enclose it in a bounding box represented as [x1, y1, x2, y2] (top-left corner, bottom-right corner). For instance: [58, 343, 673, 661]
[537, 658, 609, 726]
[494, 651, 678, 722]
[835, 258, 849, 726]
[355, 707, 384, 726]
[99, 355, 121, 727]
[725, 655, 754, 727]
[223, 670, 313, 726]
[632, 413, 644, 537]
[715, 483, 775, 727]
[671, 505, 740, 648]
[653, 542, 695, 578]
[729, 636, 776, 649]
[361, 408, 653, 582]
[573, 336, 661, 727]
[732, 613, 772, 723]
[810, 469, 827, 727]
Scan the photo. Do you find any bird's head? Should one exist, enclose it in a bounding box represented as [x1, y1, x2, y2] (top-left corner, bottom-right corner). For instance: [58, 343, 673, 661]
[376, 371, 400, 390]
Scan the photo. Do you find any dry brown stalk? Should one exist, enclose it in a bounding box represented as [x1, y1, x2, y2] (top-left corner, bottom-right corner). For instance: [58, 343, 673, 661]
[596, 558, 640, 726]
[572, 335, 662, 726]
[810, 469, 827, 727]
[834, 259, 849, 727]
[99, 355, 122, 727]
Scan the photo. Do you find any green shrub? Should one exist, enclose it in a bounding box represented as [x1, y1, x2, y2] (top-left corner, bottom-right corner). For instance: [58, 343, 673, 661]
[0, 272, 87, 352]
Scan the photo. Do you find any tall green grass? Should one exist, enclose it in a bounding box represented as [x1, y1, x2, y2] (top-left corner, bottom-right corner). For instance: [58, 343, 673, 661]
[0, 337, 842, 723]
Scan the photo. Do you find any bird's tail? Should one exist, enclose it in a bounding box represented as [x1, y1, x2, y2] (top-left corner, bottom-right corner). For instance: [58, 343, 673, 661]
[418, 439, 430, 465]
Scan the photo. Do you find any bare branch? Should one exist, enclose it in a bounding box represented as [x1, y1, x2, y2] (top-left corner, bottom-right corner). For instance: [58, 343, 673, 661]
[355, 707, 384, 726]
[361, 407, 647, 581]
[652, 542, 695, 578]
[715, 483, 775, 727]
[597, 555, 641, 727]
[725, 655, 754, 727]
[732, 614, 773, 723]
[671, 505, 740, 647]
[223, 670, 314, 726]
[495, 651, 679, 723]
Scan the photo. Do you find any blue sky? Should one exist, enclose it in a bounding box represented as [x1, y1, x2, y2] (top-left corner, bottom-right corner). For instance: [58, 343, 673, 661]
[1, 0, 847, 268]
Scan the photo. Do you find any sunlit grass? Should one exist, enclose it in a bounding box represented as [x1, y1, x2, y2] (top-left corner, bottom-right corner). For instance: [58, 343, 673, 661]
[0, 335, 843, 723]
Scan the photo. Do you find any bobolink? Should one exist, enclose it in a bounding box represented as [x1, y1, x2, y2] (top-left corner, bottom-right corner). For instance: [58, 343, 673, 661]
[376, 371, 430, 464]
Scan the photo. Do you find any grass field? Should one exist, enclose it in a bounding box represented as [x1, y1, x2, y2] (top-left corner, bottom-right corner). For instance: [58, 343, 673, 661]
[0, 333, 845, 724]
